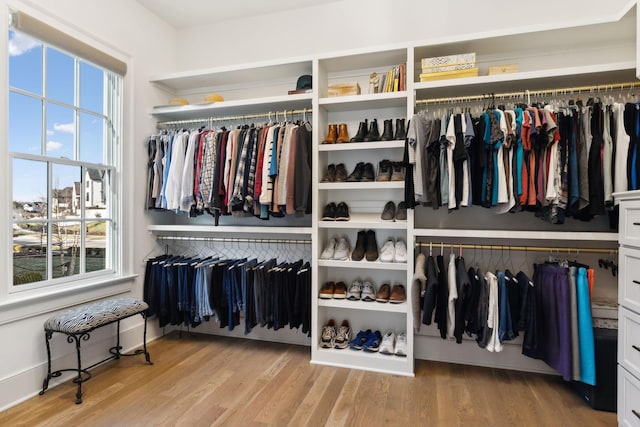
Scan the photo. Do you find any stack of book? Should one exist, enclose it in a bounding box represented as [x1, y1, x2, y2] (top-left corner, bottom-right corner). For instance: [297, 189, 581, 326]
[373, 64, 406, 93]
[419, 53, 478, 82]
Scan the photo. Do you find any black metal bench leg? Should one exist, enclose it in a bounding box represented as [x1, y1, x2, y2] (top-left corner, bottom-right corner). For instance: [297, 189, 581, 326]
[39, 331, 54, 395]
[142, 313, 153, 365]
[72, 334, 84, 404]
[115, 320, 121, 359]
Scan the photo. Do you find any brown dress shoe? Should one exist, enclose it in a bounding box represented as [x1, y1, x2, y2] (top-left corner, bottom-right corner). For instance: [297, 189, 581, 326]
[389, 284, 406, 303]
[365, 229, 378, 261]
[335, 163, 348, 182]
[336, 123, 350, 143]
[376, 283, 391, 303]
[333, 281, 348, 299]
[319, 281, 335, 299]
[323, 124, 337, 144]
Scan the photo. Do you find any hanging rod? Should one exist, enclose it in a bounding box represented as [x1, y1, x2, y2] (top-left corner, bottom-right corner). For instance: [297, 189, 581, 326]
[416, 81, 639, 105]
[416, 242, 617, 255]
[155, 235, 311, 245]
[156, 108, 312, 128]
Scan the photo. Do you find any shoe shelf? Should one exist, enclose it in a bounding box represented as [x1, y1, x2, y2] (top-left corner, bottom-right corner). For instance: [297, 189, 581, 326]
[318, 92, 407, 112]
[318, 140, 404, 152]
[318, 259, 407, 271]
[318, 299, 407, 313]
[312, 347, 413, 377]
[413, 228, 618, 242]
[318, 181, 404, 190]
[148, 224, 313, 235]
[319, 213, 407, 230]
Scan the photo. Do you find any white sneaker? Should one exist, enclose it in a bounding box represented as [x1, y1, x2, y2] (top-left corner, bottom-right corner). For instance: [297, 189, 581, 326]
[394, 240, 407, 263]
[379, 239, 395, 262]
[320, 319, 336, 348]
[334, 320, 351, 349]
[333, 236, 350, 260]
[361, 281, 376, 301]
[320, 238, 336, 260]
[346, 280, 363, 300]
[394, 332, 407, 357]
[379, 330, 396, 355]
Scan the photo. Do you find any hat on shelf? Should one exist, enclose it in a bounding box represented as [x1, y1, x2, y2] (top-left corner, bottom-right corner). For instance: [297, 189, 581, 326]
[168, 97, 189, 106]
[296, 75, 312, 90]
[198, 93, 225, 104]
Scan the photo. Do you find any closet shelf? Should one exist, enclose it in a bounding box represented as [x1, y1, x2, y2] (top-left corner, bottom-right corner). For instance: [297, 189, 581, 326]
[312, 348, 413, 377]
[151, 93, 313, 121]
[318, 181, 404, 190]
[318, 259, 407, 271]
[413, 228, 618, 242]
[147, 225, 312, 235]
[318, 91, 407, 112]
[318, 299, 407, 313]
[319, 213, 407, 230]
[318, 140, 404, 152]
[414, 61, 636, 100]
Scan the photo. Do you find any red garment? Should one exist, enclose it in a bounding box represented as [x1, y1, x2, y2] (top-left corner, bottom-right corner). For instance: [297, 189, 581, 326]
[587, 268, 595, 302]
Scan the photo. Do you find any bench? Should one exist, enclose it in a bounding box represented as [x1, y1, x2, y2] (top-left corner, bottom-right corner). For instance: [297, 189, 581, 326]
[39, 297, 153, 404]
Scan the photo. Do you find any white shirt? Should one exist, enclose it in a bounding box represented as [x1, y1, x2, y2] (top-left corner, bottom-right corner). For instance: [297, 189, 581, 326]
[485, 271, 502, 353]
[447, 253, 458, 339]
[613, 103, 630, 198]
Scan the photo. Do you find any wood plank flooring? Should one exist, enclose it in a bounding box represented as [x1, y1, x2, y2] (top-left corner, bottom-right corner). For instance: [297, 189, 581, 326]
[0, 332, 617, 426]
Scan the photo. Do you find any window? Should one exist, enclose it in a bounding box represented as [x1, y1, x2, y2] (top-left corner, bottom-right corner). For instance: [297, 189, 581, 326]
[8, 19, 122, 289]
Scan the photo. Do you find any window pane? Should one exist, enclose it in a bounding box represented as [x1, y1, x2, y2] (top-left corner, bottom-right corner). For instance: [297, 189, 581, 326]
[46, 103, 75, 159]
[9, 92, 42, 154]
[51, 221, 80, 279]
[79, 113, 105, 163]
[13, 158, 48, 220]
[86, 220, 107, 273]
[85, 167, 109, 212]
[13, 228, 47, 285]
[80, 61, 104, 114]
[52, 163, 81, 219]
[46, 47, 74, 105]
[8, 30, 43, 95]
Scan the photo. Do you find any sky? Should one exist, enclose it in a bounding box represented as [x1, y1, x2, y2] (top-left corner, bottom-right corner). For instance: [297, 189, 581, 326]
[8, 30, 107, 203]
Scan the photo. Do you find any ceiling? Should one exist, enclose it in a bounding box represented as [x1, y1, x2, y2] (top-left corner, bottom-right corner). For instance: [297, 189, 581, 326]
[136, 0, 340, 29]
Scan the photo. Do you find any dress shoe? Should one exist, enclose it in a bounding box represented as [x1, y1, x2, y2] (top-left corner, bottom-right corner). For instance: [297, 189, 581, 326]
[350, 119, 368, 142]
[335, 202, 350, 221]
[362, 163, 375, 182]
[336, 123, 350, 143]
[365, 229, 378, 261]
[394, 118, 406, 140]
[319, 281, 335, 299]
[335, 163, 348, 182]
[389, 284, 407, 303]
[380, 119, 394, 141]
[321, 164, 335, 182]
[395, 201, 407, 221]
[376, 160, 392, 181]
[364, 119, 380, 142]
[351, 230, 366, 261]
[381, 201, 396, 221]
[390, 162, 406, 181]
[323, 124, 337, 144]
[333, 281, 348, 299]
[375, 283, 391, 303]
[322, 202, 336, 221]
[347, 162, 365, 182]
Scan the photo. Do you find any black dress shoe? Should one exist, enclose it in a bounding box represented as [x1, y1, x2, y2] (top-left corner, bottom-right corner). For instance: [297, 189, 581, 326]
[347, 162, 365, 182]
[321, 164, 336, 182]
[335, 202, 350, 221]
[361, 163, 375, 182]
[365, 229, 379, 261]
[350, 119, 368, 142]
[322, 202, 336, 220]
[394, 118, 406, 140]
[364, 119, 380, 142]
[381, 119, 394, 141]
[351, 230, 366, 261]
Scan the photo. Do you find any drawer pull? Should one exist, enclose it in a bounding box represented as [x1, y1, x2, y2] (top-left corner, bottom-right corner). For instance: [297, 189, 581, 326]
[633, 345, 640, 353]
[634, 280, 640, 285]
[633, 409, 640, 420]
[634, 222, 640, 226]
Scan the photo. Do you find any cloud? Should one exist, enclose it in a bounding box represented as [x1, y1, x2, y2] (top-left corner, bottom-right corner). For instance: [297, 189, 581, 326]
[53, 122, 75, 134]
[46, 141, 62, 151]
[8, 32, 40, 57]
[46, 130, 54, 136]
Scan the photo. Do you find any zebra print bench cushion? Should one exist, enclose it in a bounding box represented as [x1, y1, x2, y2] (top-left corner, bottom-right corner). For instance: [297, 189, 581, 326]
[44, 298, 148, 334]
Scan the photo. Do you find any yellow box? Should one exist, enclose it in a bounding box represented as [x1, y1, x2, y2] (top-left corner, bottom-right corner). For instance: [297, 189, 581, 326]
[419, 68, 479, 82]
[488, 64, 519, 75]
[328, 82, 361, 97]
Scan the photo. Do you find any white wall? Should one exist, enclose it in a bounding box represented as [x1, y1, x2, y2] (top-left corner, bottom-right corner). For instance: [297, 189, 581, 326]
[175, 0, 635, 70]
[0, 0, 176, 410]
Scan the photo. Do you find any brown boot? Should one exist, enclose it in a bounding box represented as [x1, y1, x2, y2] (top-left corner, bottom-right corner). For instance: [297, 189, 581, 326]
[336, 123, 350, 143]
[322, 124, 337, 144]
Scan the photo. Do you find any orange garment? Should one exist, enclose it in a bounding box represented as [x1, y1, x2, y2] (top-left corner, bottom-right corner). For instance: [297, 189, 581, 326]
[587, 268, 595, 302]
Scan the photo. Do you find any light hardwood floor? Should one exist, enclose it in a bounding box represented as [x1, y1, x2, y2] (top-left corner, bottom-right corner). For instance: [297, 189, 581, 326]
[0, 332, 617, 426]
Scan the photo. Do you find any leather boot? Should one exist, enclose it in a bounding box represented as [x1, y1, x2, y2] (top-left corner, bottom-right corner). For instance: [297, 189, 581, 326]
[380, 119, 394, 141]
[394, 118, 406, 140]
[336, 123, 350, 143]
[364, 119, 380, 142]
[322, 124, 337, 144]
[350, 119, 368, 142]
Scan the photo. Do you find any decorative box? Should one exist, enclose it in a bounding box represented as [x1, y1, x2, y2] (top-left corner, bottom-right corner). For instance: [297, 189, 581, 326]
[488, 64, 519, 75]
[419, 68, 479, 82]
[421, 63, 477, 74]
[328, 82, 361, 97]
[421, 52, 476, 70]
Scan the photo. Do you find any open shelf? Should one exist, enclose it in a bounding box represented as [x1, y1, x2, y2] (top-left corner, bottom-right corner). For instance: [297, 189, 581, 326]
[318, 140, 404, 151]
[318, 181, 404, 190]
[148, 225, 312, 235]
[318, 299, 407, 313]
[318, 213, 407, 230]
[318, 259, 407, 271]
[318, 91, 407, 112]
[413, 228, 618, 242]
[312, 347, 413, 377]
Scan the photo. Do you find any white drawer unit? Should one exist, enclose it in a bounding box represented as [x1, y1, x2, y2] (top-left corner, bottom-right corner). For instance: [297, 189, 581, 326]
[619, 247, 640, 315]
[618, 367, 640, 427]
[618, 196, 640, 248]
[620, 306, 640, 379]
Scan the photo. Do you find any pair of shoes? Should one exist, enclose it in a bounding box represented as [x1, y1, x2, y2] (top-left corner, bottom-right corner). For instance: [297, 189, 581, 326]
[379, 239, 407, 263]
[320, 236, 350, 260]
[319, 281, 347, 299]
[350, 119, 381, 142]
[375, 160, 393, 181]
[380, 201, 407, 221]
[351, 230, 378, 261]
[374, 283, 406, 303]
[349, 329, 382, 352]
[346, 280, 376, 301]
[321, 163, 348, 183]
[347, 162, 375, 182]
[322, 124, 350, 144]
[321, 319, 351, 349]
[379, 331, 408, 356]
[322, 202, 350, 221]
[380, 118, 407, 141]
